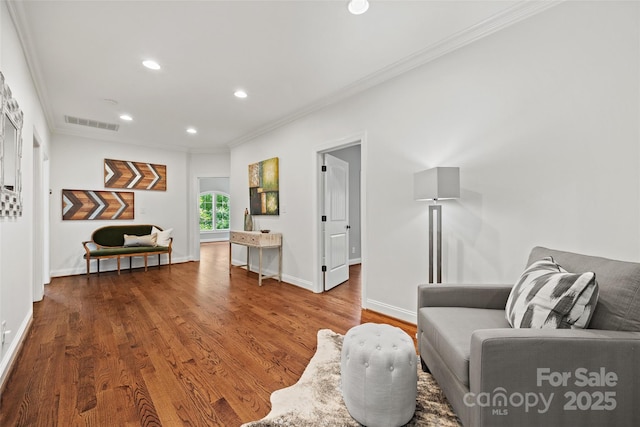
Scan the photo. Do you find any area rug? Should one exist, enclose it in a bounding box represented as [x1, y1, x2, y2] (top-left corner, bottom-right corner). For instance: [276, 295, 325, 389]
[242, 329, 461, 427]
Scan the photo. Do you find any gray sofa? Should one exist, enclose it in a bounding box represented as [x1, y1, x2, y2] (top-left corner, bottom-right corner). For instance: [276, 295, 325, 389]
[417, 246, 640, 427]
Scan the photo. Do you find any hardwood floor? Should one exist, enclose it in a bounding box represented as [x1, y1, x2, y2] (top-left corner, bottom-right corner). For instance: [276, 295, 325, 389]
[0, 242, 416, 426]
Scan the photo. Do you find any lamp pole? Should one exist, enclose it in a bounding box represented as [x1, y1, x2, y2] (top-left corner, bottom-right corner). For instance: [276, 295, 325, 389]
[429, 202, 442, 284]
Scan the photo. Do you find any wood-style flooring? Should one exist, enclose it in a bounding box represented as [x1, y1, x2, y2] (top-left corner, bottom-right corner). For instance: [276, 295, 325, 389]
[0, 242, 416, 426]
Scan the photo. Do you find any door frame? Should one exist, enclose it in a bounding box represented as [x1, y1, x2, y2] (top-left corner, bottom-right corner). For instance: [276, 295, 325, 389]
[312, 131, 367, 307]
[32, 128, 49, 301]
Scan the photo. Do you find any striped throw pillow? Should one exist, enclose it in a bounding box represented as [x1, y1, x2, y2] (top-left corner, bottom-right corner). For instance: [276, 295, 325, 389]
[506, 256, 599, 329]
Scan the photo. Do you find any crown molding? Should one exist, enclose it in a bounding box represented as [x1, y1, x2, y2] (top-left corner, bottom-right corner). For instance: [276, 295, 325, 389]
[51, 126, 227, 155]
[8, 0, 562, 152]
[227, 0, 562, 148]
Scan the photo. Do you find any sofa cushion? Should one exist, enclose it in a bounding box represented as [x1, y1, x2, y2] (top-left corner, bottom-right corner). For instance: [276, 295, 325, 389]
[528, 247, 640, 332]
[419, 307, 509, 387]
[506, 256, 599, 329]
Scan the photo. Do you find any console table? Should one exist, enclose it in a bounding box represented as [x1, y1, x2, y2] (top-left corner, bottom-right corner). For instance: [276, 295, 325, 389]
[229, 231, 282, 286]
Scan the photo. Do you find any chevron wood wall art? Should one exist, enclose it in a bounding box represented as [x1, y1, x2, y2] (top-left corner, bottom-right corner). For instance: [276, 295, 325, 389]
[62, 189, 134, 220]
[104, 158, 167, 191]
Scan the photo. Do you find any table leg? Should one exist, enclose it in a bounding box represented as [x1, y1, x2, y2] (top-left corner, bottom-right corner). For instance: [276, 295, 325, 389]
[278, 243, 282, 282]
[259, 247, 263, 286]
[229, 242, 232, 275]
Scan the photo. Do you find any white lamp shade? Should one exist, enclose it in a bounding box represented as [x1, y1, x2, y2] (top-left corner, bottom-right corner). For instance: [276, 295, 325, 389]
[414, 167, 460, 201]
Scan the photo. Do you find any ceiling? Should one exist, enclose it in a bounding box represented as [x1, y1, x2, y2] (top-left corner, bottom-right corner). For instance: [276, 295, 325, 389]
[8, 0, 548, 153]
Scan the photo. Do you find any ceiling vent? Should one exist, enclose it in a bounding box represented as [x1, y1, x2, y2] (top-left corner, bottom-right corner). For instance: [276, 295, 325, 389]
[64, 115, 119, 131]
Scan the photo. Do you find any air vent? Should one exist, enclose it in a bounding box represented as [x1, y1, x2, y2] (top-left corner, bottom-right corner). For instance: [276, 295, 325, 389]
[64, 115, 119, 131]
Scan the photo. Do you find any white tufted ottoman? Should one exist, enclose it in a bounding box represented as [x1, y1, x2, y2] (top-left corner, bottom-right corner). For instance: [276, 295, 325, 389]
[340, 323, 417, 427]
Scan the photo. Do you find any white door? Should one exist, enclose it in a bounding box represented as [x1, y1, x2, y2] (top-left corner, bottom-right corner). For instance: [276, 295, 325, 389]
[323, 153, 349, 290]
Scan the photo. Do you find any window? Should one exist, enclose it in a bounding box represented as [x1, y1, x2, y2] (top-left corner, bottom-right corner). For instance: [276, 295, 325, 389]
[199, 192, 230, 231]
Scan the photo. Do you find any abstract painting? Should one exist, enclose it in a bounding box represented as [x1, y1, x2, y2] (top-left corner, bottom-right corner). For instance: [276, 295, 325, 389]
[62, 189, 134, 220]
[249, 157, 279, 215]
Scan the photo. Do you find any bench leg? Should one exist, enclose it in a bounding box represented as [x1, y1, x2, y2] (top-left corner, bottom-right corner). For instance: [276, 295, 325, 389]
[144, 254, 148, 271]
[86, 258, 91, 277]
[117, 256, 121, 275]
[158, 254, 161, 268]
[97, 259, 100, 275]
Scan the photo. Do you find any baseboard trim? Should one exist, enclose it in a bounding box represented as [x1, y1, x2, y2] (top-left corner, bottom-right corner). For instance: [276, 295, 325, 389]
[51, 256, 190, 278]
[0, 310, 33, 394]
[230, 258, 314, 292]
[365, 298, 417, 324]
[348, 258, 362, 266]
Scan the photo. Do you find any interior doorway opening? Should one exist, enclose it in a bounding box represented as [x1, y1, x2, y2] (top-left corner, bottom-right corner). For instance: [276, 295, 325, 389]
[315, 134, 364, 305]
[197, 177, 230, 259]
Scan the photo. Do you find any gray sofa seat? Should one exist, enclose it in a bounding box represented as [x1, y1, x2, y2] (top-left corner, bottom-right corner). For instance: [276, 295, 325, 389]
[418, 247, 640, 427]
[419, 307, 509, 387]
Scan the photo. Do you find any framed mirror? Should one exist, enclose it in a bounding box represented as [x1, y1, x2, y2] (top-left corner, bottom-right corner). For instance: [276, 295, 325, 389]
[0, 72, 24, 217]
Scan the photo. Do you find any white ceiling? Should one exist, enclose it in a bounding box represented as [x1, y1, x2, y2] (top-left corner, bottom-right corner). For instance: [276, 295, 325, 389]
[8, 0, 550, 153]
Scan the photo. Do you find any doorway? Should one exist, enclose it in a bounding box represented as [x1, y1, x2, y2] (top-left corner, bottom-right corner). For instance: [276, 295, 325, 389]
[316, 134, 364, 302]
[197, 177, 230, 249]
[32, 133, 48, 302]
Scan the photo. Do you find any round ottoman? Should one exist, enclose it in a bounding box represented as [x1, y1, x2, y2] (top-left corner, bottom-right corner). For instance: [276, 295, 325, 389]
[340, 323, 417, 427]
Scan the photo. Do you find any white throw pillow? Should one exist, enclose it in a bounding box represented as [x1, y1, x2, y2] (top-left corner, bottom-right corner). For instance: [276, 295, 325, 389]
[505, 256, 599, 329]
[152, 226, 173, 246]
[123, 233, 157, 247]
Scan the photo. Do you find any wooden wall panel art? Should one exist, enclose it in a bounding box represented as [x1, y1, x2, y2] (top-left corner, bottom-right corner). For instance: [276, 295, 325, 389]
[62, 189, 134, 220]
[104, 158, 166, 191]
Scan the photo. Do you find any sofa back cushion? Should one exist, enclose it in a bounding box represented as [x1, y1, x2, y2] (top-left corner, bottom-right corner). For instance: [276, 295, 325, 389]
[528, 247, 640, 332]
[92, 225, 155, 247]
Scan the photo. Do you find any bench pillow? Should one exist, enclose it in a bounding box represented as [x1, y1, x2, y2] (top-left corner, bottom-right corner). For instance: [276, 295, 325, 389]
[124, 233, 157, 247]
[505, 256, 599, 329]
[152, 226, 173, 246]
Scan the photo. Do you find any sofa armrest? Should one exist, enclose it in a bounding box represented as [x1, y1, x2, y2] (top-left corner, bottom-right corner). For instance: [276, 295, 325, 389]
[468, 328, 640, 427]
[417, 283, 513, 310]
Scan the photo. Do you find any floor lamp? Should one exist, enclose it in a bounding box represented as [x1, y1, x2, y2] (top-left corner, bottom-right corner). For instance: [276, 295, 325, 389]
[414, 167, 460, 284]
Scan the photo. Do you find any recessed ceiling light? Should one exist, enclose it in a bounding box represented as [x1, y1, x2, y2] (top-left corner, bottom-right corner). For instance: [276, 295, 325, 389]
[234, 90, 248, 99]
[119, 114, 133, 121]
[142, 60, 161, 70]
[186, 127, 197, 134]
[348, 0, 369, 15]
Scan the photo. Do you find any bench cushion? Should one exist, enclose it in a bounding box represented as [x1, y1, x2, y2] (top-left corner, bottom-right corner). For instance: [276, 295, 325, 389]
[84, 246, 169, 258]
[419, 306, 509, 387]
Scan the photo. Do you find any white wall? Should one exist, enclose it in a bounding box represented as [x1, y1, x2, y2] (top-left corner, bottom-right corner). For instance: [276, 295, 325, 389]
[49, 135, 191, 276]
[0, 0, 51, 385]
[230, 1, 640, 322]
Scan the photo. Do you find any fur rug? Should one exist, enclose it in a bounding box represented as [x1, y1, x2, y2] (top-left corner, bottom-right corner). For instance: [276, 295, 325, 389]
[242, 329, 461, 426]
